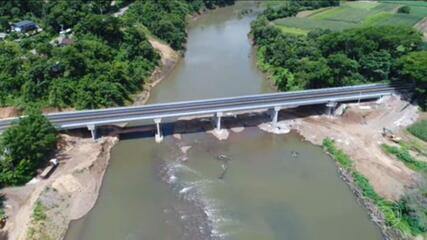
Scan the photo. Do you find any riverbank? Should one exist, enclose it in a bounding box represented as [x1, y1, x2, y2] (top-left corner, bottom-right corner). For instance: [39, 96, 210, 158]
[0, 134, 118, 240]
[267, 95, 422, 239]
[132, 37, 180, 105]
[0, 32, 179, 240]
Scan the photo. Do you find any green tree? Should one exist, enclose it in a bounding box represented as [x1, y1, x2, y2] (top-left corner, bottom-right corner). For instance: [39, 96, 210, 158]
[397, 51, 427, 109]
[398, 6, 411, 14]
[327, 53, 360, 85]
[359, 50, 392, 81]
[0, 110, 58, 186]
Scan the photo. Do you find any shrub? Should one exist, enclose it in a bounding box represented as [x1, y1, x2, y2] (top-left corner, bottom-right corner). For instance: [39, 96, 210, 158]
[32, 201, 46, 222]
[398, 6, 411, 14]
[382, 144, 427, 172]
[322, 138, 353, 170]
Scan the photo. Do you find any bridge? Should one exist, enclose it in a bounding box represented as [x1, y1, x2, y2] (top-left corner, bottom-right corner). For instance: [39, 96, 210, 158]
[0, 83, 408, 142]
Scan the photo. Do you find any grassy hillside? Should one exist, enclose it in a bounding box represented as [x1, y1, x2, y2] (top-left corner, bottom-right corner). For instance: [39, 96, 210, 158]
[274, 1, 427, 35]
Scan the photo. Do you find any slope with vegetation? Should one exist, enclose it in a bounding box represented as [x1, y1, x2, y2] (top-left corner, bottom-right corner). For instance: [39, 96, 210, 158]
[0, 0, 234, 111]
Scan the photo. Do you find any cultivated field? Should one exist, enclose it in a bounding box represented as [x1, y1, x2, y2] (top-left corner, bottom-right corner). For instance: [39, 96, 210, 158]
[274, 1, 427, 34]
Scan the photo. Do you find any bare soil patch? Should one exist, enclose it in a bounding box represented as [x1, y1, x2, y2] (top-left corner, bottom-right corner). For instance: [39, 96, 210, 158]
[294, 95, 420, 201]
[0, 134, 118, 240]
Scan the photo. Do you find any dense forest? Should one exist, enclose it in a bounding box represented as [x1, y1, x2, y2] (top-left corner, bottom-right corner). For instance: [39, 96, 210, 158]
[0, 0, 234, 110]
[252, 0, 426, 109]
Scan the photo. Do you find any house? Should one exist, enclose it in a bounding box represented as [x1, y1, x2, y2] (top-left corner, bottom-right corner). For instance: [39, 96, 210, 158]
[11, 20, 38, 33]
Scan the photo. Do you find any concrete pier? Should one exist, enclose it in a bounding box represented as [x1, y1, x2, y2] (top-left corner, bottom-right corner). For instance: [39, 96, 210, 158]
[87, 124, 96, 140]
[215, 112, 223, 131]
[154, 118, 163, 143]
[326, 101, 338, 116]
[271, 106, 281, 127]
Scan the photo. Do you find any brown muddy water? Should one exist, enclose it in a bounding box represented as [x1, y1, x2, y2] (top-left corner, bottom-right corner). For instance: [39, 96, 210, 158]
[65, 3, 382, 240]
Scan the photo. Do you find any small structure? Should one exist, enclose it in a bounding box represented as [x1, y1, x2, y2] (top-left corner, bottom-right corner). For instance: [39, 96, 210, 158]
[11, 20, 38, 33]
[40, 158, 59, 179]
[0, 33, 6, 41]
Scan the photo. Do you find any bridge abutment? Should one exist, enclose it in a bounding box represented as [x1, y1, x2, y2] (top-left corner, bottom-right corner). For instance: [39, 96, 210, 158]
[154, 118, 163, 143]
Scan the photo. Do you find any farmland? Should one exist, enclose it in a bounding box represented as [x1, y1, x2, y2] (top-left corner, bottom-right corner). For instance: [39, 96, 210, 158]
[274, 1, 427, 34]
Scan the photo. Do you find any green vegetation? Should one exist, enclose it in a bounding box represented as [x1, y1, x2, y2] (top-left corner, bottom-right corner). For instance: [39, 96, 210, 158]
[0, 195, 5, 220]
[27, 201, 51, 240]
[273, 1, 426, 32]
[321, 138, 353, 170]
[32, 201, 47, 222]
[251, 2, 426, 108]
[323, 138, 426, 236]
[398, 5, 411, 14]
[397, 52, 427, 109]
[0, 0, 234, 110]
[408, 120, 427, 142]
[0, 111, 58, 186]
[275, 17, 358, 31]
[382, 144, 427, 172]
[276, 25, 308, 35]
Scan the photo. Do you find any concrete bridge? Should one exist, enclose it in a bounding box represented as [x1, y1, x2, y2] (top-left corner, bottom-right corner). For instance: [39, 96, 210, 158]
[0, 83, 409, 141]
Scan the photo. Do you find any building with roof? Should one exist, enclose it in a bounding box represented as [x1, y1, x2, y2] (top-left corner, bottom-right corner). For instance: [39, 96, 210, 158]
[11, 20, 38, 33]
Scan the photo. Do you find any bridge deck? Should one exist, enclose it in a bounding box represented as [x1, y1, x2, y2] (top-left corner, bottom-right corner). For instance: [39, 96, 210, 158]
[0, 83, 409, 132]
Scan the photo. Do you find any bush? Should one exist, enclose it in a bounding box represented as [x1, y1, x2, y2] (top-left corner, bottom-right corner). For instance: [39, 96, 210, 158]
[322, 138, 353, 170]
[408, 120, 427, 142]
[382, 144, 427, 171]
[32, 201, 46, 222]
[398, 6, 411, 14]
[0, 111, 58, 186]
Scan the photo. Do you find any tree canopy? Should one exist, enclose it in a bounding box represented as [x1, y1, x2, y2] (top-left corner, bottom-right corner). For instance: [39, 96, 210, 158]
[0, 0, 235, 110]
[0, 110, 58, 186]
[251, 4, 425, 106]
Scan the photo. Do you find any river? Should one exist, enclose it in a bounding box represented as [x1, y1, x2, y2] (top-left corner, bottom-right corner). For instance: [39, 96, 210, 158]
[65, 3, 382, 240]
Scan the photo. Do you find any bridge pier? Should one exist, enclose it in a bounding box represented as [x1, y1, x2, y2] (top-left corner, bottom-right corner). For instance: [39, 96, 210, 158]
[87, 124, 97, 140]
[215, 112, 223, 131]
[154, 118, 163, 143]
[270, 106, 281, 127]
[326, 101, 338, 116]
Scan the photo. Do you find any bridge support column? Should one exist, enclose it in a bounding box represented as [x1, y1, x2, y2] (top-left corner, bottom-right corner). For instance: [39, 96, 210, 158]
[215, 112, 223, 132]
[326, 101, 338, 116]
[154, 118, 163, 143]
[270, 106, 281, 127]
[87, 124, 97, 141]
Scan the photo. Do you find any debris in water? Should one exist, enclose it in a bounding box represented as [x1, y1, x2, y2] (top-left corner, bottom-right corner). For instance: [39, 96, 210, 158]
[291, 151, 299, 159]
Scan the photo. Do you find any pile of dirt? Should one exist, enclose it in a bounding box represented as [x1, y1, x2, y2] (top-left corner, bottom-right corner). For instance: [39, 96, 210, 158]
[0, 107, 21, 119]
